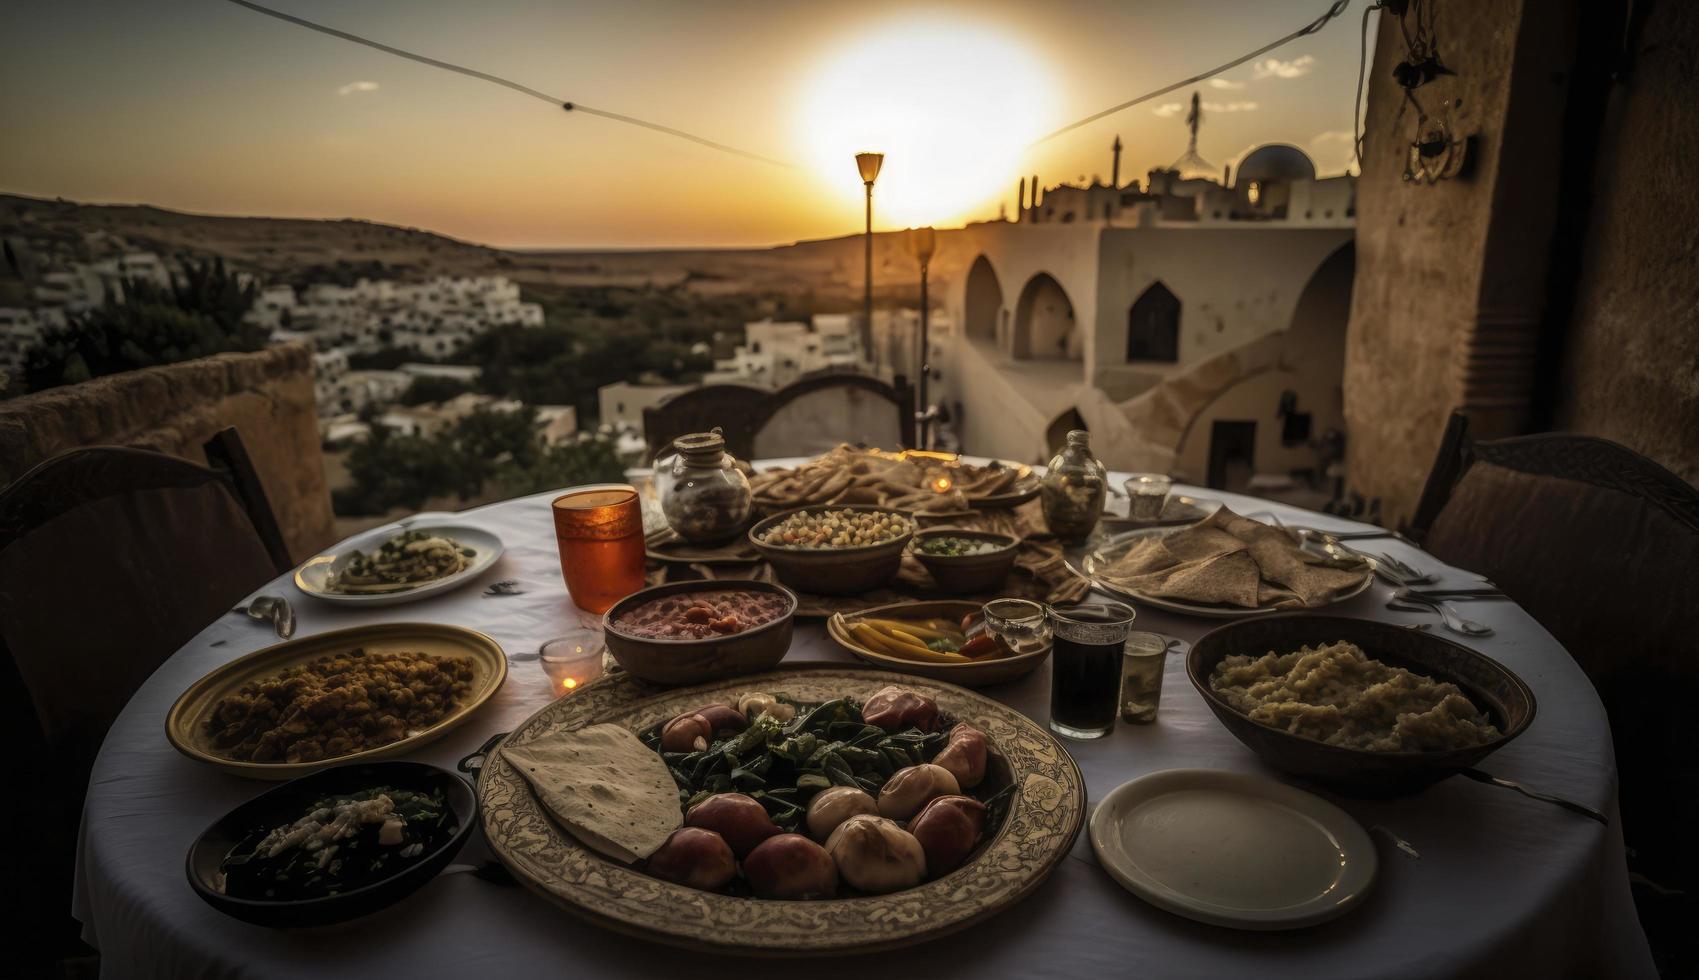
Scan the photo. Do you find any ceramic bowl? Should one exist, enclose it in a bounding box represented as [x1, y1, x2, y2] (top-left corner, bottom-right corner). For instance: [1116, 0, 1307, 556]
[747, 505, 913, 595]
[186, 761, 476, 927]
[1188, 614, 1536, 797]
[909, 529, 1020, 594]
[602, 580, 797, 685]
[827, 599, 1051, 687]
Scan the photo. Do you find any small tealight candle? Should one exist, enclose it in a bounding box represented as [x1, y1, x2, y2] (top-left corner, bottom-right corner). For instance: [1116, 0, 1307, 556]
[539, 629, 606, 697]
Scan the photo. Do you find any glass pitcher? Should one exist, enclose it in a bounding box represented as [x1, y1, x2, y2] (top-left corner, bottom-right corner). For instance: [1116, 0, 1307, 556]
[1040, 429, 1107, 542]
[655, 428, 752, 544]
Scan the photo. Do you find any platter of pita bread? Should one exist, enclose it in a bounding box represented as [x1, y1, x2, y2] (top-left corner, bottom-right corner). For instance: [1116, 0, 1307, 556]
[475, 664, 1085, 955]
[1080, 508, 1373, 618]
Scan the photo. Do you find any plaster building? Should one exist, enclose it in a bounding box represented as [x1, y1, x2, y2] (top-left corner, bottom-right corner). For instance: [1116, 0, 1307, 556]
[702, 315, 867, 389]
[948, 134, 1355, 492]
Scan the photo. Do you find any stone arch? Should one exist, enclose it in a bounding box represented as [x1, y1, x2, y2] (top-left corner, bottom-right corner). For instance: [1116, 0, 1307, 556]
[1012, 272, 1078, 361]
[963, 255, 1002, 341]
[1126, 281, 1181, 362]
[1045, 407, 1087, 456]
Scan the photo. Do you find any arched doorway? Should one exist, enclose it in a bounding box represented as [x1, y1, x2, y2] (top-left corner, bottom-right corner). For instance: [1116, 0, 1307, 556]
[1127, 281, 1181, 362]
[963, 255, 1002, 341]
[1012, 273, 1077, 360]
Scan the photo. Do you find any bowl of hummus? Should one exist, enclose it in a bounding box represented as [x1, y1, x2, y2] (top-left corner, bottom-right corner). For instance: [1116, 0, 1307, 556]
[1187, 614, 1536, 797]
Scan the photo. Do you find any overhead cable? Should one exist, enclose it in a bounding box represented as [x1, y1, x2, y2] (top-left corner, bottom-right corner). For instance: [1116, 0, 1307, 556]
[1029, 0, 1354, 147]
[221, 0, 794, 168]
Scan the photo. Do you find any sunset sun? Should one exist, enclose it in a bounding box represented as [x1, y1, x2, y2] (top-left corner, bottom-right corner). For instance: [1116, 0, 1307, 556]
[796, 18, 1056, 227]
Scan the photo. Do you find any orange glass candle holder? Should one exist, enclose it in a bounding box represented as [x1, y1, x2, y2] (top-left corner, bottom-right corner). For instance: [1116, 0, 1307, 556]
[552, 484, 647, 614]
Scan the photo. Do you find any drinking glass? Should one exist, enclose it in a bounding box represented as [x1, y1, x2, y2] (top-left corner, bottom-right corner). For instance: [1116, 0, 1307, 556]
[1047, 601, 1136, 740]
[983, 598, 1052, 654]
[1124, 473, 1173, 521]
[1120, 631, 1168, 723]
[552, 484, 647, 614]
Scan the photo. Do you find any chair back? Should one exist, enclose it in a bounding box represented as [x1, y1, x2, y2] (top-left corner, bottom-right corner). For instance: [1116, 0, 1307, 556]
[752, 373, 916, 459]
[0, 444, 287, 769]
[1421, 428, 1699, 887]
[643, 385, 769, 461]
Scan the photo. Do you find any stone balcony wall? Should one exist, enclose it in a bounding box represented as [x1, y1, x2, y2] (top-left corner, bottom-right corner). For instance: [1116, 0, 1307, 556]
[0, 344, 334, 561]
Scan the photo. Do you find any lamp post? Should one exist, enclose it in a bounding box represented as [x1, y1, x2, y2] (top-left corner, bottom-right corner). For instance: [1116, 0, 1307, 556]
[909, 225, 937, 449]
[855, 152, 884, 365]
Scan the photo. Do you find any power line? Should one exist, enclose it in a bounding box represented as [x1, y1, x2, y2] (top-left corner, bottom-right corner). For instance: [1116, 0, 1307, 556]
[221, 0, 793, 168]
[1029, 0, 1354, 147]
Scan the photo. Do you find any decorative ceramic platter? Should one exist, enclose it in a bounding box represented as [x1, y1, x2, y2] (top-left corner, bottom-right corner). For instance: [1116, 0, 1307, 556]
[478, 664, 1086, 955]
[827, 600, 1051, 687]
[1090, 768, 1377, 930]
[167, 622, 508, 779]
[1079, 527, 1374, 619]
[294, 521, 504, 606]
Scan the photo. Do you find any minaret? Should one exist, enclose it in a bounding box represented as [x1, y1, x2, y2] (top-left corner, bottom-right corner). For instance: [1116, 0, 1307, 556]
[1112, 136, 1123, 188]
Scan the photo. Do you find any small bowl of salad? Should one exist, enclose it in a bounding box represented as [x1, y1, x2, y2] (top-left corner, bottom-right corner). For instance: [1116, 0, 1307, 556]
[909, 529, 1020, 594]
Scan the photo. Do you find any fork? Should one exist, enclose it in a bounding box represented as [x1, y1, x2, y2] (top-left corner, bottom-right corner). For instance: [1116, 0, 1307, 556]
[1368, 551, 1436, 586]
[1387, 596, 1493, 637]
[1296, 530, 1435, 587]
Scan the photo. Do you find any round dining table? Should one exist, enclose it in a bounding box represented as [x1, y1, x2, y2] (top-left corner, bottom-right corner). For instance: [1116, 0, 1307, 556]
[73, 466, 1656, 979]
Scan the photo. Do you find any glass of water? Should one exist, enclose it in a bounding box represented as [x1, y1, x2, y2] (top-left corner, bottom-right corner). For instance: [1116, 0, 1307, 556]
[1124, 473, 1173, 521]
[1120, 631, 1168, 724]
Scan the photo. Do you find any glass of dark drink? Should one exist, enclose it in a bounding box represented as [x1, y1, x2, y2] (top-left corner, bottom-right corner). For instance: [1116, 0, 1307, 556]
[1047, 601, 1136, 740]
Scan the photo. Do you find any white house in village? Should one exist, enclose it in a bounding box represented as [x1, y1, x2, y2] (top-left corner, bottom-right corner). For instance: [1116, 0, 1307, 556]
[948, 141, 1355, 489]
[702, 315, 866, 389]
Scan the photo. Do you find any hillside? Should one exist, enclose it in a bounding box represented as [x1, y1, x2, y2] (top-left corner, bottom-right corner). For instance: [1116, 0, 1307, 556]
[0, 194, 977, 309]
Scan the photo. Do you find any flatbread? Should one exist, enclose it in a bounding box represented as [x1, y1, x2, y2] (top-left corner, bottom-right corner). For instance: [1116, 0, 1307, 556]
[501, 723, 680, 863]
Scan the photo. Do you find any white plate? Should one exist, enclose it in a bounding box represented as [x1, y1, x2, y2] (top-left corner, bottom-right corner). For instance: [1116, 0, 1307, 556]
[1079, 527, 1373, 619]
[1090, 769, 1377, 930]
[294, 520, 505, 606]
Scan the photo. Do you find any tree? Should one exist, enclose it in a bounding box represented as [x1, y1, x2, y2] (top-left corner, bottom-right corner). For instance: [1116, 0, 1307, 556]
[21, 258, 264, 393]
[398, 374, 473, 405]
[332, 427, 477, 515]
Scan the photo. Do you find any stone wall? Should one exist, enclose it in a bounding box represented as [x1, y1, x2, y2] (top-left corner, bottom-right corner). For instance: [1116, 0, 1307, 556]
[0, 345, 335, 561]
[1344, 1, 1697, 522]
[1553, 0, 1699, 487]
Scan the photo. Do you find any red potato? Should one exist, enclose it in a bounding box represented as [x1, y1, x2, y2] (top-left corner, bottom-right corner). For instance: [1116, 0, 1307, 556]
[660, 712, 713, 752]
[932, 723, 990, 789]
[685, 792, 781, 858]
[743, 834, 839, 900]
[689, 703, 749, 735]
[908, 795, 987, 877]
[862, 685, 940, 732]
[645, 828, 737, 891]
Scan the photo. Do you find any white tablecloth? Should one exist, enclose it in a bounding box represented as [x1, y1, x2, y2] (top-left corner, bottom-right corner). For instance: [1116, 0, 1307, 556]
[73, 477, 1656, 979]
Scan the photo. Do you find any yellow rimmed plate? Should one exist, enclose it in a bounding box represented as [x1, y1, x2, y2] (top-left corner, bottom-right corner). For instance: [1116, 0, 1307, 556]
[166, 622, 507, 779]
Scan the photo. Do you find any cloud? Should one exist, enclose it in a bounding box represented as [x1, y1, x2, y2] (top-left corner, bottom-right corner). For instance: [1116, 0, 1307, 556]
[1153, 99, 1258, 118]
[1252, 55, 1316, 79]
[1208, 77, 1246, 90]
[337, 81, 380, 96]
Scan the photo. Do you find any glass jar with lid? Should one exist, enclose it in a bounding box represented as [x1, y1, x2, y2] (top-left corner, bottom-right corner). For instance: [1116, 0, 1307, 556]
[1040, 429, 1107, 542]
[656, 428, 752, 544]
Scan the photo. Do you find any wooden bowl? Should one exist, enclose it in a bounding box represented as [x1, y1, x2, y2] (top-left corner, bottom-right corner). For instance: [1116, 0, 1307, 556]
[747, 505, 914, 595]
[1188, 614, 1536, 797]
[828, 599, 1050, 687]
[602, 580, 797, 685]
[909, 529, 1019, 594]
[186, 761, 476, 927]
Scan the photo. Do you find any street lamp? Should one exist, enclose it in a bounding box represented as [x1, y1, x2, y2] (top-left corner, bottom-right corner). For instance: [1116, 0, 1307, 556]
[908, 226, 937, 449]
[855, 151, 884, 365]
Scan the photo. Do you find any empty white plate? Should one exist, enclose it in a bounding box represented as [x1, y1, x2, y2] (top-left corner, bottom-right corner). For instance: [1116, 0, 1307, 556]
[1090, 768, 1377, 930]
[294, 520, 505, 606]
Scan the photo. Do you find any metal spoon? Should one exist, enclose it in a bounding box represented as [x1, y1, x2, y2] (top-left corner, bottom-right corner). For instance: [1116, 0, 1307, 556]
[1460, 769, 1610, 825]
[1386, 596, 1493, 637]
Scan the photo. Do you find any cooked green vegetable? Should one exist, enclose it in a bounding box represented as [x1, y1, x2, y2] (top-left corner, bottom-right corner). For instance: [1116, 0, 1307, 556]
[917, 536, 1002, 557]
[218, 786, 454, 901]
[640, 695, 970, 834]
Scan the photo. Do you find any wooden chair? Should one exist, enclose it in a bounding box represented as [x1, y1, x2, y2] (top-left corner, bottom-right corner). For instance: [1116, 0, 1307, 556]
[1412, 412, 1699, 915]
[643, 375, 918, 462]
[0, 431, 290, 966]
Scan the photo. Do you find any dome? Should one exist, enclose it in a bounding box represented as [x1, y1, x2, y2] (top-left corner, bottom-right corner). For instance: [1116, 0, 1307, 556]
[1234, 144, 1316, 186]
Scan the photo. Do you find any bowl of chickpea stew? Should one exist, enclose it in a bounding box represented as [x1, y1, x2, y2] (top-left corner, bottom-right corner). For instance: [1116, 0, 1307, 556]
[747, 505, 915, 595]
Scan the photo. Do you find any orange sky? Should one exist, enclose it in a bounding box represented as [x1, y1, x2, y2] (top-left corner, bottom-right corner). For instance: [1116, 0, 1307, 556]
[0, 0, 1375, 248]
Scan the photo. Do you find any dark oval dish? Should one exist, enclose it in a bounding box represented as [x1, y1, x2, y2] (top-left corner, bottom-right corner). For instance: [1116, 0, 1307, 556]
[186, 761, 476, 927]
[1188, 615, 1537, 797]
[602, 579, 798, 685]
